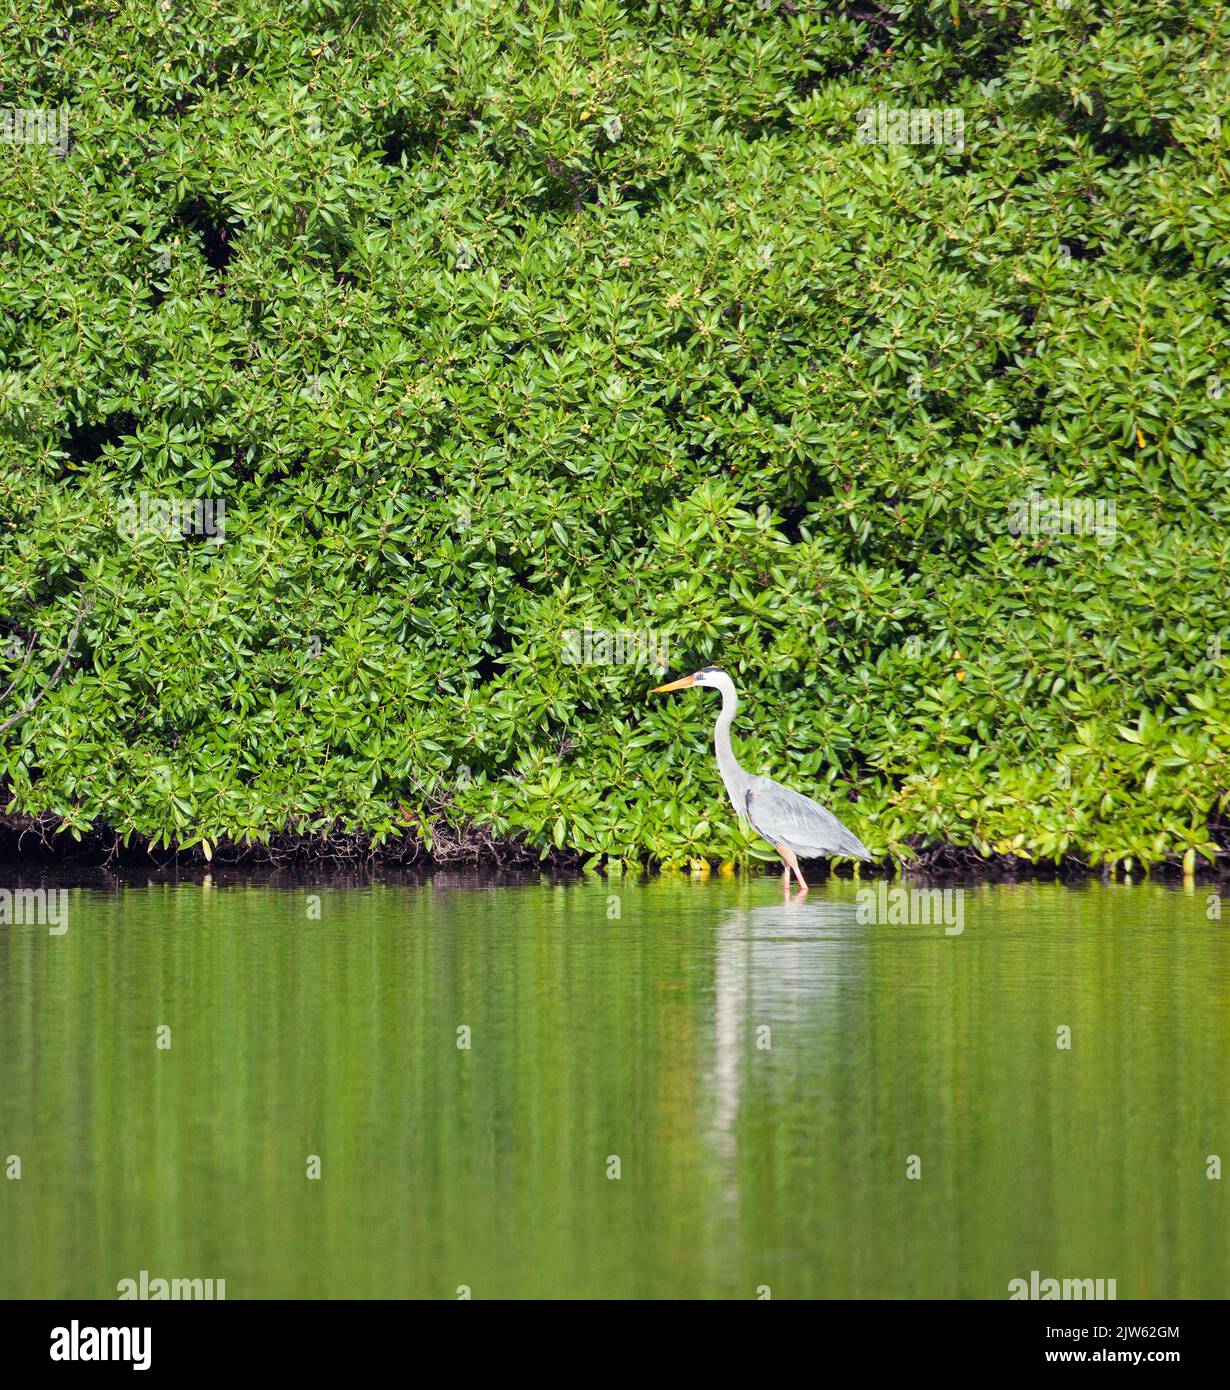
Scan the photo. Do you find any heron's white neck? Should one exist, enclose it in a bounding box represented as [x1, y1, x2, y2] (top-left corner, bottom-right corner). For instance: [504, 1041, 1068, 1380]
[710, 673, 752, 812]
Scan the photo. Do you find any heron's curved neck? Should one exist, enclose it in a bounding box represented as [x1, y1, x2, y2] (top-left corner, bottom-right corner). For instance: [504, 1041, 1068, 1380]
[713, 678, 750, 807]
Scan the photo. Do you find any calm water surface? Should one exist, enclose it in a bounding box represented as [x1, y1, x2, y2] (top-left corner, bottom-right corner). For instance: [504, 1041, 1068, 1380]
[1, 874, 1226, 1298]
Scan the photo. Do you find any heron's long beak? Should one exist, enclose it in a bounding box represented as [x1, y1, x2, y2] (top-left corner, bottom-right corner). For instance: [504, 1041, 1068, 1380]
[651, 675, 696, 693]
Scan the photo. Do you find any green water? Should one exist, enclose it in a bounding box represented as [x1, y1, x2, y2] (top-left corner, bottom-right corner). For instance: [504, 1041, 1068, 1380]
[0, 873, 1226, 1299]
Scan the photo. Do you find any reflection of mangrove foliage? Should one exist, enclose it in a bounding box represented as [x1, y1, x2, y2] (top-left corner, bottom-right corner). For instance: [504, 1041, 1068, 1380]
[4, 880, 1226, 1297]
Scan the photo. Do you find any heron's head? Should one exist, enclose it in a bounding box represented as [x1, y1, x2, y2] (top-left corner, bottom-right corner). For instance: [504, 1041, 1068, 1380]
[651, 666, 724, 694]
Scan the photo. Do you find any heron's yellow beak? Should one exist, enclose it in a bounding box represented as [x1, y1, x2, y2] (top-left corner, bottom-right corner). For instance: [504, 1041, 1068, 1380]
[651, 675, 697, 693]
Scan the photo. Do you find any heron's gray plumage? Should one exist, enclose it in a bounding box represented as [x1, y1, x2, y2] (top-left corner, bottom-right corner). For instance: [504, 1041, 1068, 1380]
[745, 778, 871, 860]
[701, 669, 870, 861]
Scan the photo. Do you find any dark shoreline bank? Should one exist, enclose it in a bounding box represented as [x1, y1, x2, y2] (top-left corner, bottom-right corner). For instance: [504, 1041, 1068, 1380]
[0, 813, 1225, 887]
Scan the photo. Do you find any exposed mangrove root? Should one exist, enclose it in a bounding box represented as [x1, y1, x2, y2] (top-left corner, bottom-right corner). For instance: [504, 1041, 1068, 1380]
[0, 812, 1223, 883]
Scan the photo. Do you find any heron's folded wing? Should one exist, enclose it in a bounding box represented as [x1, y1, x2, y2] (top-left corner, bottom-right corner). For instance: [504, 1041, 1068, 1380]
[745, 777, 871, 859]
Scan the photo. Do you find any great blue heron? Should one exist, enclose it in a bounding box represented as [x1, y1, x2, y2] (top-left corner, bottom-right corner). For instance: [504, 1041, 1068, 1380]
[651, 667, 872, 893]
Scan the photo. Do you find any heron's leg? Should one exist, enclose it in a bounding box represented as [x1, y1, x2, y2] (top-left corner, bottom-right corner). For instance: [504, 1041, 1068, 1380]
[776, 845, 807, 895]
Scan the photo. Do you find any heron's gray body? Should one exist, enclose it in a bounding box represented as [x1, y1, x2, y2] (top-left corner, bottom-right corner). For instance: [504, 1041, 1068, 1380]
[706, 669, 871, 862]
[745, 777, 871, 860]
